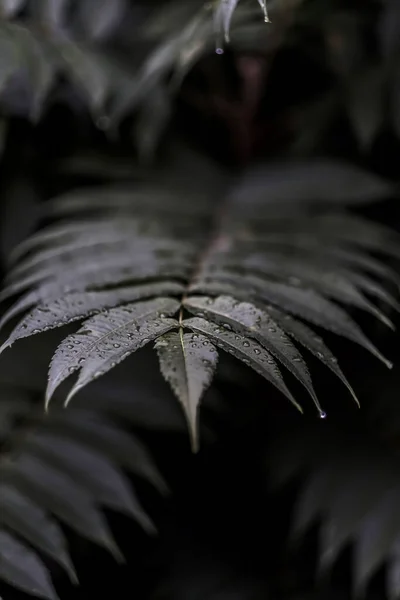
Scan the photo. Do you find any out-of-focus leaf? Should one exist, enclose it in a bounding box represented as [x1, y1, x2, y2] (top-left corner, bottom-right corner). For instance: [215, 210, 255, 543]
[0, 531, 58, 600]
[345, 67, 384, 150]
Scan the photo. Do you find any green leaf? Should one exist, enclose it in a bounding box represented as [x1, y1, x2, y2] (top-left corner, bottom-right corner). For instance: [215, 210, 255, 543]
[265, 306, 359, 405]
[191, 276, 392, 368]
[0, 485, 77, 582]
[214, 0, 240, 44]
[46, 297, 179, 404]
[45, 410, 168, 493]
[0, 282, 184, 345]
[185, 295, 323, 414]
[183, 316, 302, 412]
[155, 330, 218, 451]
[24, 433, 155, 533]
[2, 455, 121, 558]
[0, 530, 58, 600]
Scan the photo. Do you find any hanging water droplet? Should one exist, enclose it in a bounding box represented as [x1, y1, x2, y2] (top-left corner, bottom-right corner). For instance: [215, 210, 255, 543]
[319, 411, 327, 419]
[216, 47, 224, 55]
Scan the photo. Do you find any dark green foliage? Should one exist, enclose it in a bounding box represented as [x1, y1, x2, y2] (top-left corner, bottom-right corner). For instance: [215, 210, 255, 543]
[0, 1, 399, 599]
[0, 162, 397, 451]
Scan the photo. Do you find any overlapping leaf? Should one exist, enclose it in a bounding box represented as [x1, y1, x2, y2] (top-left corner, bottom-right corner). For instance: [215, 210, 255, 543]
[270, 421, 400, 600]
[0, 382, 167, 599]
[0, 161, 397, 447]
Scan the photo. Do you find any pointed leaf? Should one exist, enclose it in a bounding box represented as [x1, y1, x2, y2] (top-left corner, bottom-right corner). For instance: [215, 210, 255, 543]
[25, 433, 154, 533]
[46, 297, 179, 403]
[0, 530, 58, 600]
[0, 484, 76, 582]
[191, 276, 392, 368]
[183, 316, 301, 412]
[155, 330, 218, 451]
[214, 0, 240, 44]
[354, 486, 400, 596]
[66, 316, 178, 405]
[1, 282, 184, 345]
[2, 455, 120, 557]
[266, 306, 359, 405]
[185, 295, 322, 413]
[45, 410, 167, 492]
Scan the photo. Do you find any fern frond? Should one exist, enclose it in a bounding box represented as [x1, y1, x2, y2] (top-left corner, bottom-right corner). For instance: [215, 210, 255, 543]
[0, 160, 397, 448]
[0, 382, 166, 599]
[270, 421, 400, 600]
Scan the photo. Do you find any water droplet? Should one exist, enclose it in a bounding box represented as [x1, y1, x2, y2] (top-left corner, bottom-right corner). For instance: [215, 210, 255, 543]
[223, 323, 232, 330]
[243, 341, 250, 347]
[203, 340, 209, 346]
[293, 357, 302, 362]
[316, 352, 324, 359]
[32, 329, 40, 334]
[113, 343, 121, 348]
[216, 47, 224, 55]
[254, 348, 261, 355]
[159, 313, 166, 318]
[214, 327, 221, 334]
[330, 356, 338, 363]
[192, 334, 199, 340]
[268, 327, 276, 332]
[142, 338, 150, 344]
[78, 358, 86, 364]
[267, 359, 274, 364]
[67, 344, 74, 349]
[74, 340, 81, 345]
[319, 411, 327, 419]
[68, 367, 75, 373]
[264, 15, 270, 23]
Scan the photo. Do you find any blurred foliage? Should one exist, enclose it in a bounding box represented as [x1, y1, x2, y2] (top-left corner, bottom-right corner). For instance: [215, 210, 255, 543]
[0, 1, 399, 600]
